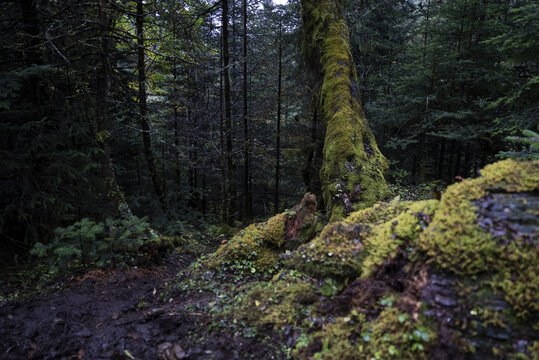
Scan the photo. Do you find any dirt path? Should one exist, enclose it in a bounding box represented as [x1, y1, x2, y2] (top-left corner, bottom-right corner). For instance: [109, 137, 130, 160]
[0, 255, 283, 360]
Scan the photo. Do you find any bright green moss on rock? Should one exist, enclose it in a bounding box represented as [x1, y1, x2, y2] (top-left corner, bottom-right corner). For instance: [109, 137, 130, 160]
[285, 199, 438, 279]
[205, 222, 280, 271]
[359, 200, 438, 277]
[418, 160, 538, 270]
[237, 270, 318, 328]
[419, 159, 538, 276]
[295, 307, 435, 360]
[206, 194, 318, 271]
[418, 159, 538, 318]
[301, 0, 389, 222]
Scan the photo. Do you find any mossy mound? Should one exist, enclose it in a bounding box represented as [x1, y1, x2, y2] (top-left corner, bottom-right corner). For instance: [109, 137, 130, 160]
[418, 159, 538, 319]
[205, 222, 282, 271]
[419, 159, 538, 276]
[229, 159, 538, 359]
[284, 199, 438, 279]
[205, 193, 318, 271]
[343, 198, 411, 225]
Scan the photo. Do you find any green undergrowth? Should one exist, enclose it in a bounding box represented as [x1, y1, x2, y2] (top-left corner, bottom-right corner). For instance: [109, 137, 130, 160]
[236, 270, 320, 329]
[0, 217, 214, 304]
[169, 256, 281, 315]
[295, 306, 435, 360]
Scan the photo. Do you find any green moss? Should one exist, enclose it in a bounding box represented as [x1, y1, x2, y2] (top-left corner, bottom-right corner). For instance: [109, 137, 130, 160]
[210, 224, 240, 238]
[359, 200, 438, 277]
[418, 160, 538, 274]
[418, 159, 539, 318]
[294, 310, 366, 360]
[205, 222, 280, 271]
[343, 197, 410, 225]
[285, 199, 438, 279]
[492, 241, 539, 318]
[301, 0, 389, 222]
[205, 206, 314, 271]
[284, 221, 369, 279]
[264, 213, 287, 247]
[237, 270, 318, 328]
[296, 307, 435, 360]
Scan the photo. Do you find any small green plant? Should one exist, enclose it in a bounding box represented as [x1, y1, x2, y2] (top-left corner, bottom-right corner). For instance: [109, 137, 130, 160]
[30, 216, 154, 270]
[497, 129, 539, 160]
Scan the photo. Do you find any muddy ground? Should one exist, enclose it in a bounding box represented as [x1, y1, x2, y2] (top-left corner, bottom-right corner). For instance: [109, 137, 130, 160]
[0, 254, 284, 360]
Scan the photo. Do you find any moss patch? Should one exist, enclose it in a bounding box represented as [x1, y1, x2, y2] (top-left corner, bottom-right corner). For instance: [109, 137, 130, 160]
[285, 199, 438, 279]
[295, 307, 435, 360]
[237, 270, 319, 329]
[418, 159, 538, 319]
[359, 200, 438, 277]
[205, 222, 281, 271]
[265, 213, 287, 247]
[205, 195, 318, 271]
[419, 159, 538, 275]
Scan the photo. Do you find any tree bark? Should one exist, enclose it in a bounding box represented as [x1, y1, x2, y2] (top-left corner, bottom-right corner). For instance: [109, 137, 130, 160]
[222, 0, 234, 224]
[301, 0, 388, 221]
[19, 0, 42, 66]
[136, 0, 166, 211]
[274, 19, 282, 215]
[95, 0, 133, 220]
[242, 0, 251, 219]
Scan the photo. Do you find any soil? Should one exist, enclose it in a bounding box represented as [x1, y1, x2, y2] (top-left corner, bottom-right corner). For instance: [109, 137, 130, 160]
[0, 254, 284, 360]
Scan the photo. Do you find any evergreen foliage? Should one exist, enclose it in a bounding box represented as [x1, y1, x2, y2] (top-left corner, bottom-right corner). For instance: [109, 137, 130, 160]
[30, 216, 154, 269]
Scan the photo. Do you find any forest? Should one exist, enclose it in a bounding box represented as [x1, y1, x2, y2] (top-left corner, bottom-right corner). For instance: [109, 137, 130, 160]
[0, 0, 538, 359]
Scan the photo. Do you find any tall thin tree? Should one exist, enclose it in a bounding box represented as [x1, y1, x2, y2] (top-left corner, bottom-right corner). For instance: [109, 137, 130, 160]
[274, 17, 282, 214]
[222, 0, 234, 224]
[136, 0, 166, 211]
[242, 0, 251, 219]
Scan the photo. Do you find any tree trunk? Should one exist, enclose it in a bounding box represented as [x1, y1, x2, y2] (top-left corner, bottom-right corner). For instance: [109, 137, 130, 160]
[301, 0, 388, 221]
[242, 0, 251, 219]
[222, 0, 234, 224]
[137, 0, 166, 211]
[19, 0, 42, 66]
[95, 0, 133, 220]
[274, 20, 282, 215]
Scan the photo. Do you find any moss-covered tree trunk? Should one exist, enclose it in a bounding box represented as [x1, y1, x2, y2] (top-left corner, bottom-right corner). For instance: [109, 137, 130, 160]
[301, 0, 389, 221]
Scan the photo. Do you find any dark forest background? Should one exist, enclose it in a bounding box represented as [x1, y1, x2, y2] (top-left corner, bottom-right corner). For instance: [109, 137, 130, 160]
[1, 0, 537, 259]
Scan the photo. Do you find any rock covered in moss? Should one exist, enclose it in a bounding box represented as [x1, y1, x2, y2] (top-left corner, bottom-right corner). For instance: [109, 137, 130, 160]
[205, 193, 318, 270]
[284, 199, 438, 279]
[418, 159, 538, 320]
[418, 160, 538, 276]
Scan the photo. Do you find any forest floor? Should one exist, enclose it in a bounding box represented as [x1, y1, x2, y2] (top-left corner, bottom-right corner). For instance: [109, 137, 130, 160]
[0, 250, 285, 360]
